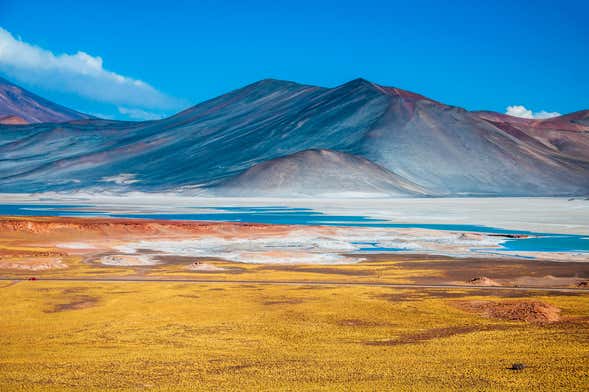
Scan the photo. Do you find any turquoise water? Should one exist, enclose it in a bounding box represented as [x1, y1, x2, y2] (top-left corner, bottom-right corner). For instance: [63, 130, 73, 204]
[501, 236, 588, 253]
[1, 203, 587, 254]
[0, 203, 531, 233]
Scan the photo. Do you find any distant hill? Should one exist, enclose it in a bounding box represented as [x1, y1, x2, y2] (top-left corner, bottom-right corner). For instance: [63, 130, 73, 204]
[0, 76, 91, 124]
[214, 149, 430, 197]
[474, 109, 589, 162]
[0, 77, 587, 197]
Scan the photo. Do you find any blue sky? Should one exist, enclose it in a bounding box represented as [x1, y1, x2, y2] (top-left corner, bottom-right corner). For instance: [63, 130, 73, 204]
[0, 0, 587, 120]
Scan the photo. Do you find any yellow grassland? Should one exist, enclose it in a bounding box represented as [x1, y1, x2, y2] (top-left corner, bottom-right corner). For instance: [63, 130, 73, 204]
[1, 281, 588, 391]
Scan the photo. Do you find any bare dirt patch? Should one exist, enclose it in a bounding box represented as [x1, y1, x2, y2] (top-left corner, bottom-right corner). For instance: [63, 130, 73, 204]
[262, 297, 306, 305]
[0, 257, 67, 271]
[454, 300, 562, 323]
[510, 275, 587, 288]
[154, 256, 246, 274]
[99, 254, 157, 266]
[465, 276, 501, 286]
[187, 261, 226, 272]
[366, 325, 508, 346]
[45, 295, 99, 313]
[364, 254, 589, 287]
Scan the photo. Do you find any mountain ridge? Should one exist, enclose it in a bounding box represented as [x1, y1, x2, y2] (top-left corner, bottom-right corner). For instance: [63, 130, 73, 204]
[0, 76, 587, 197]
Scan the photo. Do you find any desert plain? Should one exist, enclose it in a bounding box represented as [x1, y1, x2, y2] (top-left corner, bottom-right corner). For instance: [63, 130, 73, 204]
[0, 202, 588, 391]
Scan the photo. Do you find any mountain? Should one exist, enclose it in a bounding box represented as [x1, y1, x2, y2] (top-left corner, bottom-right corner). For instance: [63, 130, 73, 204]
[0, 77, 587, 196]
[0, 76, 91, 123]
[474, 109, 589, 162]
[213, 149, 429, 197]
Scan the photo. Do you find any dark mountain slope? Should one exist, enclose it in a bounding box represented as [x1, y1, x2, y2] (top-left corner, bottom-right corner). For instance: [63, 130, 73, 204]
[0, 77, 587, 196]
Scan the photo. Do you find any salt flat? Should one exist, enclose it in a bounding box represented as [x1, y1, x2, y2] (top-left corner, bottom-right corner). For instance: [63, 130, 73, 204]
[1, 194, 588, 235]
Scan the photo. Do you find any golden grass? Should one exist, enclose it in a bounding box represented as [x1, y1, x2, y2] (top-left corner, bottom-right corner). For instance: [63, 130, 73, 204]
[1, 281, 588, 391]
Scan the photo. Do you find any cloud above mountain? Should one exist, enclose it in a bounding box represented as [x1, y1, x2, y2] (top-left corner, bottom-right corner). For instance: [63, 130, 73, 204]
[506, 105, 561, 119]
[0, 27, 183, 117]
[117, 107, 167, 120]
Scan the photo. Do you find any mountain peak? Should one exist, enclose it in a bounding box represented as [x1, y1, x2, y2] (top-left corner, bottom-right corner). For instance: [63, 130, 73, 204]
[340, 77, 379, 90]
[338, 78, 442, 105]
[247, 78, 314, 90]
[227, 78, 324, 99]
[348, 77, 373, 85]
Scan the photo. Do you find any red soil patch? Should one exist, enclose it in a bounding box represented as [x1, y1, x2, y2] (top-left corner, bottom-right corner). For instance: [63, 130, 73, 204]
[454, 300, 561, 323]
[0, 216, 335, 255]
[0, 216, 322, 238]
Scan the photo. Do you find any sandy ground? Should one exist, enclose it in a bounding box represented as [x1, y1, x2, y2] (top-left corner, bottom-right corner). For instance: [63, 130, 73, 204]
[0, 257, 67, 271]
[0, 216, 587, 290]
[370, 253, 589, 288]
[1, 215, 585, 265]
[99, 254, 157, 266]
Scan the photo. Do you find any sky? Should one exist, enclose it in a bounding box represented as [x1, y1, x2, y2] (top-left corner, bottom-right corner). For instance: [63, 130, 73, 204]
[0, 0, 587, 120]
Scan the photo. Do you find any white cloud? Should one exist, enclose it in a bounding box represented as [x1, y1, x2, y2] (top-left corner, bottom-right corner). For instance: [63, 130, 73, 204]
[506, 105, 560, 119]
[506, 105, 533, 119]
[533, 110, 562, 119]
[117, 107, 166, 121]
[0, 27, 183, 112]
